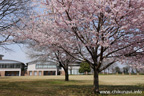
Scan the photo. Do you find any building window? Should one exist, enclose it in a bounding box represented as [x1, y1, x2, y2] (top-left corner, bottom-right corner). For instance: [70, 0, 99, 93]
[34, 71, 37, 76]
[39, 71, 42, 76]
[16, 64, 21, 68]
[72, 69, 79, 75]
[29, 71, 32, 76]
[2, 64, 6, 68]
[36, 64, 56, 69]
[0, 64, 21, 68]
[10, 64, 14, 68]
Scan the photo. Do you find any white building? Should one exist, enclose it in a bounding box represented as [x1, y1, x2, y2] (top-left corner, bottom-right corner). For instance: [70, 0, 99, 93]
[26, 61, 60, 76]
[68, 62, 82, 75]
[60, 62, 84, 75]
[0, 54, 92, 76]
[0, 55, 25, 76]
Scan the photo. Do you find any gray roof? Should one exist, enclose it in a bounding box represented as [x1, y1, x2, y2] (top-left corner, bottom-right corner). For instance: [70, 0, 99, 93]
[27, 61, 80, 66]
[0, 59, 24, 64]
[69, 62, 80, 66]
[27, 60, 58, 65]
[0, 54, 4, 57]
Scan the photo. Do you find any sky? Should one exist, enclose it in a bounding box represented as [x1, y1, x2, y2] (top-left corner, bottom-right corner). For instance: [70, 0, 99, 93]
[0, 44, 30, 63]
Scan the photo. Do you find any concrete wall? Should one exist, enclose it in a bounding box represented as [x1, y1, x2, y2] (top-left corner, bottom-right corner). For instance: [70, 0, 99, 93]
[0, 68, 21, 71]
[27, 70, 57, 76]
[60, 66, 81, 75]
[27, 64, 36, 71]
[0, 71, 5, 76]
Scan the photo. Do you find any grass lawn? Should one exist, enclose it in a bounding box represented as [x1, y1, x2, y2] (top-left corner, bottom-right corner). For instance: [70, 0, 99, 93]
[0, 75, 144, 96]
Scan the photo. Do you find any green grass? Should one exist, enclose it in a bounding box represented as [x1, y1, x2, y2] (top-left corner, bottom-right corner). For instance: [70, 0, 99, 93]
[0, 75, 144, 96]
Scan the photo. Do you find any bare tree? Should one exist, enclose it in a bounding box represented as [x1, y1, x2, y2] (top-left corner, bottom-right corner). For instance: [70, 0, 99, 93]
[0, 0, 32, 50]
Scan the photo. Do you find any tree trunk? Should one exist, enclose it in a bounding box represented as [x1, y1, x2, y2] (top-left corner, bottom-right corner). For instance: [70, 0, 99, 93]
[64, 68, 69, 81]
[93, 68, 100, 94]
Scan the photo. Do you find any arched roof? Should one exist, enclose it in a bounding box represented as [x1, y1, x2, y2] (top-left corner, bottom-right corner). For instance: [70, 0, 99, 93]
[27, 60, 58, 65]
[0, 59, 24, 64]
[0, 54, 4, 57]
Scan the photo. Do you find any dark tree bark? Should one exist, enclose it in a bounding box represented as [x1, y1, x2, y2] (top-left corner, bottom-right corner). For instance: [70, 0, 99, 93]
[63, 64, 69, 81]
[93, 67, 100, 94]
[64, 68, 69, 81]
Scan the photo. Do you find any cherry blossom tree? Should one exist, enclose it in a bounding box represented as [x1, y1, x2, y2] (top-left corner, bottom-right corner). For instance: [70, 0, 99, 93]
[17, 0, 144, 94]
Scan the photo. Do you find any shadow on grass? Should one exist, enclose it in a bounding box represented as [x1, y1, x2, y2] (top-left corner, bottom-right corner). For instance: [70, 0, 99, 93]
[0, 80, 143, 96]
[61, 85, 144, 96]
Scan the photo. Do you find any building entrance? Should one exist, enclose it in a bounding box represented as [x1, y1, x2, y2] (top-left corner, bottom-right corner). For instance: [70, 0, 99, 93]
[5, 71, 19, 76]
[44, 71, 55, 75]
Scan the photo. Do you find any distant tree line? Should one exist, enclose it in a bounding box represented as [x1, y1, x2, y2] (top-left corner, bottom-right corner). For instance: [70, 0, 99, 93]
[102, 65, 144, 75]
